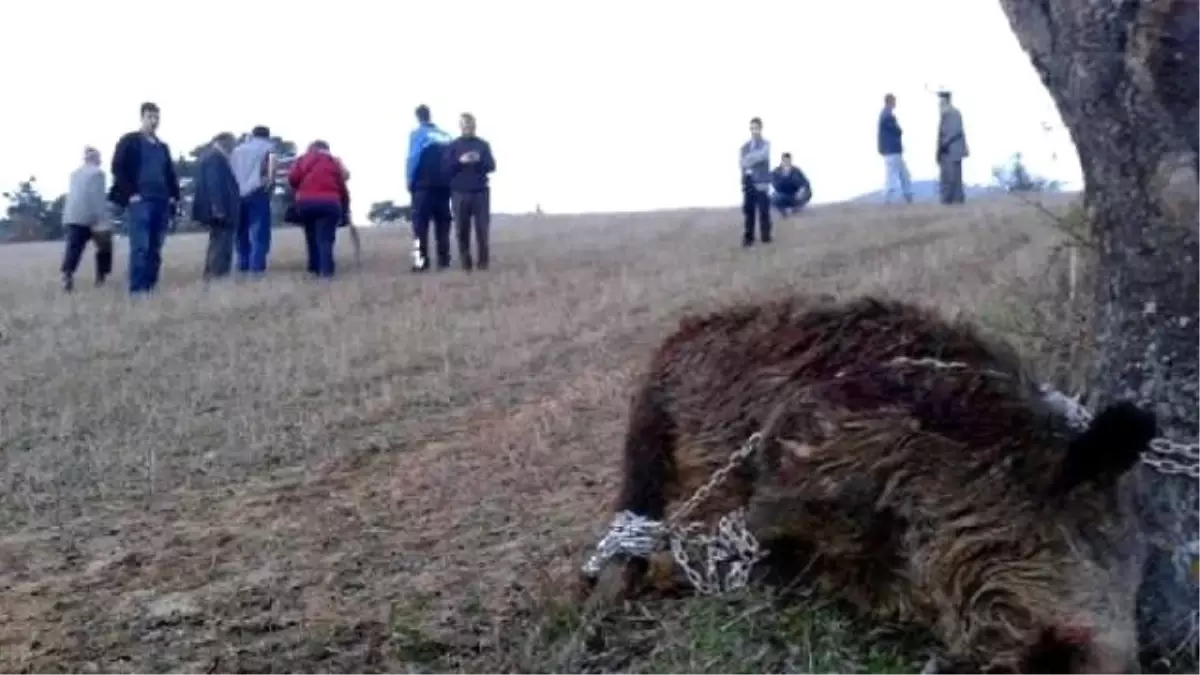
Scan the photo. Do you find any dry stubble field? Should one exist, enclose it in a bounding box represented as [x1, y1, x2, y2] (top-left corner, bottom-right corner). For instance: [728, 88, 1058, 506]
[0, 197, 1086, 673]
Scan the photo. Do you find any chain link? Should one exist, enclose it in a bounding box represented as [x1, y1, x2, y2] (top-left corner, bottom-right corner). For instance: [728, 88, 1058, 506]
[580, 431, 767, 595]
[582, 356, 1200, 596]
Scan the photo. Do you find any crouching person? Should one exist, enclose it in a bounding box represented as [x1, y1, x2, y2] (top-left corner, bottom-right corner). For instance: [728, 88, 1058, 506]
[192, 132, 241, 280]
[287, 140, 348, 278]
[771, 153, 812, 218]
[60, 146, 113, 291]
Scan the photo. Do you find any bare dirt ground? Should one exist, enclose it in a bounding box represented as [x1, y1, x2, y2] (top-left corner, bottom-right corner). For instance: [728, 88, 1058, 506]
[0, 197, 1087, 673]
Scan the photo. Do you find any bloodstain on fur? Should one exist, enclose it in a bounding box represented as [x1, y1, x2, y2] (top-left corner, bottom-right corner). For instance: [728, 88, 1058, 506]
[595, 294, 1157, 673]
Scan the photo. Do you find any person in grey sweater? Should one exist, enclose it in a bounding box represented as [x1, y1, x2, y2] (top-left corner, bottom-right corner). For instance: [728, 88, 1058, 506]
[192, 133, 242, 280]
[739, 117, 772, 247]
[229, 125, 278, 273]
[60, 146, 112, 291]
[936, 91, 970, 205]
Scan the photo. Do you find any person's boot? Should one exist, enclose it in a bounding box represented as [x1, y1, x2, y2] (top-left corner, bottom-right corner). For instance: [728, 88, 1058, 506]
[410, 239, 429, 273]
[461, 253, 474, 272]
[62, 274, 74, 292]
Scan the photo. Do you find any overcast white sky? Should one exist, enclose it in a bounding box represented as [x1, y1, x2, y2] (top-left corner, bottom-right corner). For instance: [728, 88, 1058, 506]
[0, 0, 1081, 219]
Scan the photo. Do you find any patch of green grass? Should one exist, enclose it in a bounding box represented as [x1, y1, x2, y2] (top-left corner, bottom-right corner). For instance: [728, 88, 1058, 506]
[466, 589, 932, 674]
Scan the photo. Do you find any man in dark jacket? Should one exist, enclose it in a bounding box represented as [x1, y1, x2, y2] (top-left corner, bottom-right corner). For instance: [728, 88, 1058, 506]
[192, 132, 241, 280]
[878, 93, 913, 204]
[442, 112, 496, 271]
[109, 101, 181, 294]
[770, 153, 812, 218]
[405, 104, 454, 272]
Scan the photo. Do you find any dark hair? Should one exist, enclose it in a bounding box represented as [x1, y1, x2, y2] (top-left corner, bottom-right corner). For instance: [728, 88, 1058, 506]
[309, 139, 330, 152]
[782, 152, 792, 160]
[251, 125, 271, 138]
[937, 91, 952, 101]
[415, 104, 431, 123]
[140, 101, 160, 116]
[750, 117, 763, 127]
[884, 93, 895, 103]
[213, 132, 236, 144]
[460, 112, 475, 124]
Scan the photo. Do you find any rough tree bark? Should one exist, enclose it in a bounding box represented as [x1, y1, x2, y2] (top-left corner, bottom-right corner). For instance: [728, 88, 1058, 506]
[998, 0, 1199, 665]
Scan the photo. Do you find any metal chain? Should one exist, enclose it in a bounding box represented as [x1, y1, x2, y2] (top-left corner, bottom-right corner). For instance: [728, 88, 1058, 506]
[661, 432, 767, 595]
[580, 431, 767, 595]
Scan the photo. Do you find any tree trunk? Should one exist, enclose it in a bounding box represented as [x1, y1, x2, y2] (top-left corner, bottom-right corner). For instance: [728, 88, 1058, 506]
[998, 0, 1198, 665]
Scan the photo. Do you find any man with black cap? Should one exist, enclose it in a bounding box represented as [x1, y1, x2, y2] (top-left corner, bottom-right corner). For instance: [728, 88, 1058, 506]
[936, 90, 970, 204]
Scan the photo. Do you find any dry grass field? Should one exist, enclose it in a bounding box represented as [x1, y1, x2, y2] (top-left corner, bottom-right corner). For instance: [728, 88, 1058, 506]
[0, 196, 1091, 673]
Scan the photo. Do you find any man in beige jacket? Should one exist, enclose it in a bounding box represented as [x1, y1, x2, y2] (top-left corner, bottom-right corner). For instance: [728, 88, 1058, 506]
[60, 146, 113, 291]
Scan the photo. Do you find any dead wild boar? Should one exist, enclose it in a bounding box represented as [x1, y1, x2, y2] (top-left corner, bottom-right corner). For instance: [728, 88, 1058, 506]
[588, 294, 1155, 673]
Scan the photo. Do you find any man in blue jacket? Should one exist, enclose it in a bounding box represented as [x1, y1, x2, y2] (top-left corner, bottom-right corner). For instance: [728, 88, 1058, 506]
[878, 93, 913, 204]
[109, 101, 181, 294]
[406, 104, 455, 272]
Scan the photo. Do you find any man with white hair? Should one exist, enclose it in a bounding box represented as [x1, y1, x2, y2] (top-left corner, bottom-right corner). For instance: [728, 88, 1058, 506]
[60, 146, 112, 291]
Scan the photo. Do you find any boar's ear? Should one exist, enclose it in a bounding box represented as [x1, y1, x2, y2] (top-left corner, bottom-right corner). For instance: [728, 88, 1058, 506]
[1052, 401, 1157, 495]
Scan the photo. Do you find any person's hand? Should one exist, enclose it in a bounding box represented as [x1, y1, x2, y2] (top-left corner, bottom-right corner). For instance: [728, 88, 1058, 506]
[129, 194, 142, 203]
[460, 152, 476, 163]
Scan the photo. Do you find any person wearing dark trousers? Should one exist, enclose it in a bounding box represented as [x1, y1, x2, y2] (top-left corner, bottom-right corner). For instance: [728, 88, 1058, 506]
[192, 133, 242, 280]
[739, 117, 772, 247]
[443, 112, 496, 271]
[771, 153, 813, 218]
[230, 125, 278, 274]
[936, 90, 970, 205]
[109, 101, 181, 294]
[60, 146, 113, 291]
[288, 140, 348, 278]
[406, 104, 455, 272]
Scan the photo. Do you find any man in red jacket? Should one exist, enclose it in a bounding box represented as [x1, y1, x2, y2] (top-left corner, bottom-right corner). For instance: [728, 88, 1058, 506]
[287, 141, 349, 278]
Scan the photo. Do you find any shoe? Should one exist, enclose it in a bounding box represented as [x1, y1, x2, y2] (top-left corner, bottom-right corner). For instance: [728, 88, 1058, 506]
[62, 275, 74, 292]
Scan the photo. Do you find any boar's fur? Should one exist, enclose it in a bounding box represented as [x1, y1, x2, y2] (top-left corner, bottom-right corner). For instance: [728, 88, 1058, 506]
[602, 294, 1156, 673]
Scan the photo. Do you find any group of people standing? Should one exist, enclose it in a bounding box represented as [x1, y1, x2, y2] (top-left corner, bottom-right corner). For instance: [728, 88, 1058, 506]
[58, 94, 966, 291]
[405, 104, 497, 272]
[60, 102, 355, 293]
[877, 90, 970, 206]
[735, 90, 970, 249]
[59, 102, 497, 294]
